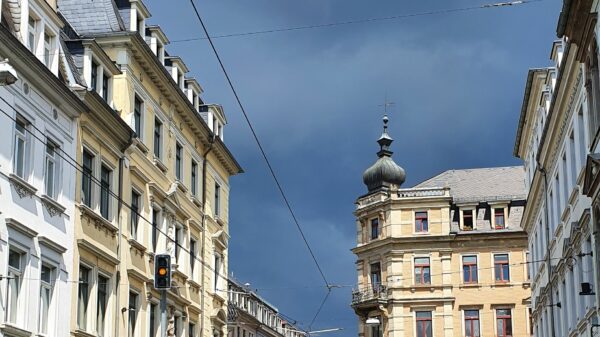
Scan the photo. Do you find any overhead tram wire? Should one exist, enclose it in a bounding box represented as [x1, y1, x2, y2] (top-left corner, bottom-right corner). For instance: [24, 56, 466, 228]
[187, 0, 330, 290]
[172, 0, 548, 43]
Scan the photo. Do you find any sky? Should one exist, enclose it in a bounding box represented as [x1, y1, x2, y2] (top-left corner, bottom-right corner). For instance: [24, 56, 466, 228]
[145, 0, 562, 335]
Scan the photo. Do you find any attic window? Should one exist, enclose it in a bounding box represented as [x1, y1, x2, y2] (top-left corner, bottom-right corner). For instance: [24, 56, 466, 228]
[494, 208, 506, 229]
[463, 210, 473, 231]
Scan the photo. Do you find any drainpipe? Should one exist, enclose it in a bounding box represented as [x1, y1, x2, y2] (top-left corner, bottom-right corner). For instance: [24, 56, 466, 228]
[201, 133, 216, 337]
[537, 163, 556, 337]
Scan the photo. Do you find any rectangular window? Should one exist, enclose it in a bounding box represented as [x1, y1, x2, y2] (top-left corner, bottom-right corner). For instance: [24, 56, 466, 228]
[154, 118, 162, 158]
[462, 255, 478, 283]
[371, 218, 379, 240]
[28, 16, 37, 51]
[78, 265, 91, 330]
[526, 251, 531, 280]
[39, 265, 53, 334]
[131, 190, 140, 240]
[128, 292, 138, 337]
[14, 115, 28, 179]
[176, 142, 182, 180]
[45, 139, 58, 198]
[415, 211, 428, 232]
[43, 30, 52, 66]
[215, 182, 221, 217]
[82, 150, 94, 207]
[370, 262, 381, 290]
[494, 254, 510, 282]
[414, 257, 431, 284]
[214, 254, 221, 291]
[415, 311, 432, 337]
[134, 96, 142, 137]
[370, 317, 381, 337]
[496, 309, 512, 337]
[189, 322, 196, 337]
[152, 209, 159, 252]
[175, 225, 182, 263]
[91, 61, 99, 92]
[190, 238, 196, 274]
[97, 275, 109, 337]
[464, 310, 480, 337]
[102, 74, 109, 101]
[7, 248, 23, 323]
[100, 165, 111, 219]
[463, 210, 474, 230]
[494, 208, 505, 229]
[191, 160, 198, 196]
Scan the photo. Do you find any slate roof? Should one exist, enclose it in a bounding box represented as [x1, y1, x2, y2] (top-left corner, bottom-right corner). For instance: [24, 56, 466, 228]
[57, 0, 125, 36]
[414, 166, 526, 203]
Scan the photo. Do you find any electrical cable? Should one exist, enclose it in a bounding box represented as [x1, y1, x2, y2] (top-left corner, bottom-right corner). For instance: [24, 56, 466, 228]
[171, 0, 549, 43]
[187, 0, 330, 288]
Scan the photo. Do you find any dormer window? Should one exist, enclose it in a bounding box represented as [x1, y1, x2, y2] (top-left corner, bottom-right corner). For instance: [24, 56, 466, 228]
[87, 56, 113, 103]
[91, 61, 99, 92]
[463, 209, 474, 231]
[137, 17, 144, 37]
[494, 208, 506, 229]
[43, 30, 54, 67]
[28, 16, 38, 52]
[157, 43, 164, 64]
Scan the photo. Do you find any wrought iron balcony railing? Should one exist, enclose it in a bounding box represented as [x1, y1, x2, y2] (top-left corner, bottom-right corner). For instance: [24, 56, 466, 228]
[351, 284, 388, 305]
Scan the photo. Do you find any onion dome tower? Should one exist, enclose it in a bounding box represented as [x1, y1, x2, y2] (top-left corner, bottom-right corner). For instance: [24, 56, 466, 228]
[362, 115, 406, 192]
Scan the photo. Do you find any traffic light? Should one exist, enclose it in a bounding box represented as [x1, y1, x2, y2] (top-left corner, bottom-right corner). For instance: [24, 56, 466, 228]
[154, 254, 171, 289]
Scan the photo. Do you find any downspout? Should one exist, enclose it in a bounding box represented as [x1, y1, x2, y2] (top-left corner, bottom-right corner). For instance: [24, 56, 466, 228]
[537, 163, 556, 337]
[201, 133, 216, 337]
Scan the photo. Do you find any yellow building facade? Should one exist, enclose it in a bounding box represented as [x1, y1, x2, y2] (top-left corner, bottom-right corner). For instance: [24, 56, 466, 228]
[352, 117, 531, 337]
[57, 1, 242, 337]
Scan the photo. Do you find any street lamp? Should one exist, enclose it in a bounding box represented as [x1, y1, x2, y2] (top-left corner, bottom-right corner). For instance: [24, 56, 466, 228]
[0, 59, 17, 86]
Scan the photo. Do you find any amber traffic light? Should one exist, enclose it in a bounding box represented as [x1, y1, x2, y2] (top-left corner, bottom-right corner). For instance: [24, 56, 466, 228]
[154, 254, 171, 289]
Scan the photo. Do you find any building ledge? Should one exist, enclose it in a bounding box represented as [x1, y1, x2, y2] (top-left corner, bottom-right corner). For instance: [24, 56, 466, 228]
[72, 328, 96, 337]
[8, 173, 37, 198]
[128, 238, 147, 255]
[78, 204, 118, 236]
[5, 217, 38, 238]
[153, 155, 167, 172]
[0, 323, 32, 337]
[41, 194, 66, 217]
[132, 137, 149, 154]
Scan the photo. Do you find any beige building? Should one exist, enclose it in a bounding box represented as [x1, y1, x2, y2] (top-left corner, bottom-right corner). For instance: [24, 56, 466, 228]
[352, 117, 531, 337]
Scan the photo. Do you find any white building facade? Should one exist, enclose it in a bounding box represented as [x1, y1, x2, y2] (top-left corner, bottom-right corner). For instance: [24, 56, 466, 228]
[0, 1, 83, 336]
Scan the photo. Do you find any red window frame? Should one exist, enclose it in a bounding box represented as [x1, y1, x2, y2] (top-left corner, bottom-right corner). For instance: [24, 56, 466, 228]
[494, 208, 505, 229]
[464, 310, 480, 337]
[415, 212, 428, 233]
[462, 256, 478, 284]
[463, 210, 474, 230]
[496, 309, 512, 337]
[414, 258, 431, 284]
[494, 254, 510, 282]
[415, 311, 432, 337]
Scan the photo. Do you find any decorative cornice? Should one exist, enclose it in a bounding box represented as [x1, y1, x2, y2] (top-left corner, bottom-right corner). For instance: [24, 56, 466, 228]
[8, 173, 37, 198]
[5, 217, 37, 238]
[41, 194, 66, 217]
[38, 236, 67, 254]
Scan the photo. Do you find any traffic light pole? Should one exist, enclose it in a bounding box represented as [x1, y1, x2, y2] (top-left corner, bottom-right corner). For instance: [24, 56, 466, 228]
[161, 289, 167, 337]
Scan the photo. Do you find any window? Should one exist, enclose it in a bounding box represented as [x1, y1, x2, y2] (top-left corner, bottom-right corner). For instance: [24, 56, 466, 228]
[176, 142, 182, 180]
[189, 322, 196, 337]
[414, 257, 431, 284]
[149, 303, 158, 337]
[496, 309, 512, 337]
[370, 317, 381, 337]
[526, 251, 531, 280]
[494, 254, 510, 282]
[370, 262, 381, 290]
[462, 256, 478, 283]
[39, 265, 54, 334]
[82, 150, 94, 207]
[463, 209, 474, 230]
[100, 165, 112, 220]
[43, 139, 60, 199]
[152, 209, 159, 252]
[464, 310, 480, 337]
[415, 211, 428, 232]
[97, 275, 109, 337]
[14, 115, 29, 179]
[102, 73, 109, 101]
[371, 218, 379, 240]
[131, 190, 140, 240]
[214, 182, 221, 217]
[190, 238, 197, 274]
[154, 118, 162, 158]
[28, 16, 37, 51]
[134, 96, 142, 137]
[175, 225, 182, 263]
[214, 254, 222, 291]
[415, 311, 432, 337]
[91, 61, 99, 92]
[78, 265, 91, 330]
[7, 248, 23, 323]
[128, 292, 138, 337]
[191, 160, 198, 196]
[494, 208, 505, 229]
[43, 30, 52, 66]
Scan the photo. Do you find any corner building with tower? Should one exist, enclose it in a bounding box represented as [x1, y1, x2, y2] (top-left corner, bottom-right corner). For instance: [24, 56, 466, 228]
[352, 117, 531, 337]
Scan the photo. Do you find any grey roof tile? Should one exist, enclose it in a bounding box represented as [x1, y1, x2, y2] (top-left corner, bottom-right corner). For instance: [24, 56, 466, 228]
[57, 0, 124, 36]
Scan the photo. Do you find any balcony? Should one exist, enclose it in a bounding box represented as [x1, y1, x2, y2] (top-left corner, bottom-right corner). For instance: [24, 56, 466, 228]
[351, 284, 388, 308]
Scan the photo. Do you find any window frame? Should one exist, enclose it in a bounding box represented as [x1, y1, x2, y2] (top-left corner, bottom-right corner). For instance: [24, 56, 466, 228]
[370, 262, 381, 290]
[128, 290, 139, 337]
[494, 207, 506, 229]
[415, 311, 432, 337]
[414, 257, 431, 285]
[38, 263, 56, 335]
[214, 182, 221, 218]
[43, 28, 54, 67]
[13, 114, 30, 179]
[153, 117, 163, 159]
[28, 14, 39, 52]
[462, 208, 474, 231]
[44, 137, 60, 199]
[77, 263, 92, 330]
[414, 211, 429, 233]
[191, 160, 198, 196]
[495, 308, 513, 337]
[464, 309, 480, 337]
[462, 255, 478, 284]
[81, 148, 95, 208]
[190, 237, 197, 275]
[175, 142, 183, 181]
[131, 188, 141, 241]
[97, 273, 110, 337]
[494, 253, 510, 282]
[7, 246, 25, 324]
[370, 218, 379, 240]
[152, 208, 161, 253]
[100, 163, 113, 220]
[133, 95, 143, 138]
